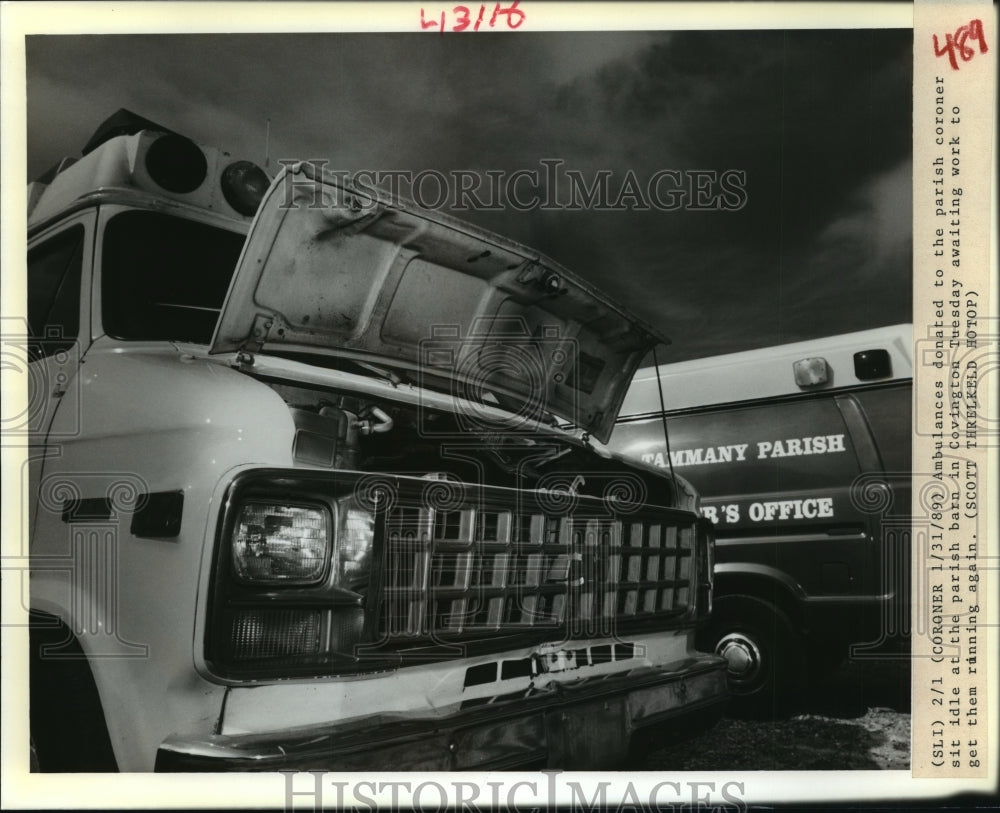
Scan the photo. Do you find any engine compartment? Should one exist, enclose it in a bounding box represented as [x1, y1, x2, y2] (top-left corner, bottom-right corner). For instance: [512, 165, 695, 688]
[266, 380, 677, 509]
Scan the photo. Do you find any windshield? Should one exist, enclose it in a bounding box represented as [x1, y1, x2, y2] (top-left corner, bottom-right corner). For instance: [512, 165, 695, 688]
[102, 210, 246, 343]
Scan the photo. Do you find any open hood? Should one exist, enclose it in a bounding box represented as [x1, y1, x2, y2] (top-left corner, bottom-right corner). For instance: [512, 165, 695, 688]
[211, 162, 666, 443]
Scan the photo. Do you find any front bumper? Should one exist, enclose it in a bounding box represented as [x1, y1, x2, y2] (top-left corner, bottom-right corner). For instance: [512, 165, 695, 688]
[156, 655, 727, 771]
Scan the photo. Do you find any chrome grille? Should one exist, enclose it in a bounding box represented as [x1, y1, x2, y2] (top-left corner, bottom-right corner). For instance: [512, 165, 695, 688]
[377, 501, 701, 642]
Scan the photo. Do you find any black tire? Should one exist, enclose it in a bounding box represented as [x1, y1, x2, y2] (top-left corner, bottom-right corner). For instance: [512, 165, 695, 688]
[29, 614, 118, 772]
[697, 594, 806, 719]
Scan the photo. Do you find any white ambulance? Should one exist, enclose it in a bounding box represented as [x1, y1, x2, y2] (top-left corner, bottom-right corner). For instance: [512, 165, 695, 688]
[25, 110, 726, 771]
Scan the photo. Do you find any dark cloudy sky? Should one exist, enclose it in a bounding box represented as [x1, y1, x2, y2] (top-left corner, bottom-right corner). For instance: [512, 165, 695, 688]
[26, 29, 912, 361]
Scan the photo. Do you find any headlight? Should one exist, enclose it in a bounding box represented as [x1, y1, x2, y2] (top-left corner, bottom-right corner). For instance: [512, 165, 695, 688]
[231, 502, 331, 585]
[208, 475, 383, 678]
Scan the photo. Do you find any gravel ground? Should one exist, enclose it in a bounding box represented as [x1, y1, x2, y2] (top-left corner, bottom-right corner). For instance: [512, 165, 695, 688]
[639, 657, 911, 770]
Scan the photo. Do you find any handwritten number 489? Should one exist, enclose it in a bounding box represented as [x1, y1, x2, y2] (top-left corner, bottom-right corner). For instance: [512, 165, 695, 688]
[933, 19, 988, 70]
[421, 2, 525, 32]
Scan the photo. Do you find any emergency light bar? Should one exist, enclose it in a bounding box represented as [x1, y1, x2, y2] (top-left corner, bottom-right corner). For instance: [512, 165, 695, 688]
[28, 108, 271, 225]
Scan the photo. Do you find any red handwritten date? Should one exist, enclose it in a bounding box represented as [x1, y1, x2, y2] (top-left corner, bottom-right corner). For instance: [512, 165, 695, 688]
[420, 2, 525, 32]
[933, 19, 988, 70]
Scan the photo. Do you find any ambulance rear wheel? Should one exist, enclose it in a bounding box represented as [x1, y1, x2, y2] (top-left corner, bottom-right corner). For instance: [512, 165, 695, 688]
[699, 595, 806, 719]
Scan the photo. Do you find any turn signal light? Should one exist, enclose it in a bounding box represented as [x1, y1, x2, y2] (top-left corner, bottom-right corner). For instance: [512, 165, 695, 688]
[231, 609, 322, 661]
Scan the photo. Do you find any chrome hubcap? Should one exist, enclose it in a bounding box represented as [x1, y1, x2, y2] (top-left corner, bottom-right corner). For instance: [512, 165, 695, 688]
[716, 633, 762, 684]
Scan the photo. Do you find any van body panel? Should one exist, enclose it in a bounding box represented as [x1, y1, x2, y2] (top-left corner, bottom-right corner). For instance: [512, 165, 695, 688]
[610, 328, 912, 715]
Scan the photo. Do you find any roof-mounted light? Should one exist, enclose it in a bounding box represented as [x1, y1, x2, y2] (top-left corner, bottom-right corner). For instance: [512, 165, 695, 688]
[221, 160, 270, 216]
[145, 133, 208, 193]
[792, 356, 830, 388]
[854, 348, 892, 380]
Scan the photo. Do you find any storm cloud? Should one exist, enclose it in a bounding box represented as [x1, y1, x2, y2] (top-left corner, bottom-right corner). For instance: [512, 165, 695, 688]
[26, 29, 912, 360]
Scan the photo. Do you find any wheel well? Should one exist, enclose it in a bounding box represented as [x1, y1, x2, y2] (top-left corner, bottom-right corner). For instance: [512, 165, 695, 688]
[29, 611, 118, 772]
[712, 573, 805, 635]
